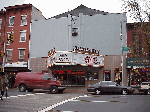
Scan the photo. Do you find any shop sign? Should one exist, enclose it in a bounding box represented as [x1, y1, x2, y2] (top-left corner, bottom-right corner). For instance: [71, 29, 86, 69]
[4, 62, 27, 67]
[126, 58, 150, 68]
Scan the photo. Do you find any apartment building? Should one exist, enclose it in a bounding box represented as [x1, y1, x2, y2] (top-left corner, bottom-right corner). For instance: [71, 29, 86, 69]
[0, 4, 45, 82]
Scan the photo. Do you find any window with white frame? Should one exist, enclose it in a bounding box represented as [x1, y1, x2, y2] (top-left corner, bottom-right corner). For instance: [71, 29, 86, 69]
[21, 15, 27, 26]
[19, 49, 25, 62]
[6, 49, 12, 62]
[9, 16, 15, 26]
[20, 30, 26, 42]
[0, 19, 2, 29]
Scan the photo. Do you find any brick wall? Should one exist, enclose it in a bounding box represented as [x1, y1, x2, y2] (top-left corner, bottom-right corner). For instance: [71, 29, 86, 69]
[30, 57, 50, 73]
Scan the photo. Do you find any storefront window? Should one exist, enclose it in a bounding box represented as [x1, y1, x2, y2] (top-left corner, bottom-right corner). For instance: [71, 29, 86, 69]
[129, 68, 149, 85]
[86, 72, 98, 80]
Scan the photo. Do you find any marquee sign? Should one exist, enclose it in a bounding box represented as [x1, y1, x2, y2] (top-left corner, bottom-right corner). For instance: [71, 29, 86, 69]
[47, 51, 104, 67]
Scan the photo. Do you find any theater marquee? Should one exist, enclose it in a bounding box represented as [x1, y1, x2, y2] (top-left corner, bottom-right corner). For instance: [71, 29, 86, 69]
[47, 51, 104, 67]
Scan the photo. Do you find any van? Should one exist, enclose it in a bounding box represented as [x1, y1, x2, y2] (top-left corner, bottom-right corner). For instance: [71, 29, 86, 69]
[14, 72, 66, 94]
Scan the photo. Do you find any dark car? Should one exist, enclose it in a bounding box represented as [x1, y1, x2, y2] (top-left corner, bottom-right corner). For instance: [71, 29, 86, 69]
[87, 81, 135, 95]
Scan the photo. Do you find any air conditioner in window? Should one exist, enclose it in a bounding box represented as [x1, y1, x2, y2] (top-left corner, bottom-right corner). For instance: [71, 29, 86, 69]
[72, 32, 78, 36]
[72, 28, 78, 36]
[19, 59, 24, 62]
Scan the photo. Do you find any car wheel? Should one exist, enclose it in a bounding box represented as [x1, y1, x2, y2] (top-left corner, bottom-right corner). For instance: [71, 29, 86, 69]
[28, 89, 34, 92]
[19, 85, 26, 92]
[122, 89, 128, 95]
[146, 89, 150, 95]
[51, 86, 58, 94]
[95, 89, 101, 95]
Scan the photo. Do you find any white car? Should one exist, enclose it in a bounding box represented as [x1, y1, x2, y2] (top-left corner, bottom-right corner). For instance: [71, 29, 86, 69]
[138, 82, 150, 95]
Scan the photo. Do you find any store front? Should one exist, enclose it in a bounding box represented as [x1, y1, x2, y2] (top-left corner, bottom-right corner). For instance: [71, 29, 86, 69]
[51, 69, 100, 86]
[52, 70, 85, 86]
[4, 62, 30, 88]
[47, 47, 104, 87]
[126, 58, 150, 86]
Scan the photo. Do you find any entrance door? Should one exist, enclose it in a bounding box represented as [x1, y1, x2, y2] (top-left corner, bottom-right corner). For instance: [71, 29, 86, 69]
[104, 71, 111, 81]
[77, 74, 85, 86]
[68, 74, 77, 86]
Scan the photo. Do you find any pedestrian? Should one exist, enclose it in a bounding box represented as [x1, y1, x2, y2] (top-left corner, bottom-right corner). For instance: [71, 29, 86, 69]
[0, 72, 9, 100]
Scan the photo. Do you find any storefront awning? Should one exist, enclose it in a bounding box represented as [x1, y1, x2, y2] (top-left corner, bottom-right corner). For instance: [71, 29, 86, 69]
[126, 58, 150, 68]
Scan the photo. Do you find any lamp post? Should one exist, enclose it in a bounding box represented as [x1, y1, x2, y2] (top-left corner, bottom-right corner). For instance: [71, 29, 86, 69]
[120, 13, 127, 86]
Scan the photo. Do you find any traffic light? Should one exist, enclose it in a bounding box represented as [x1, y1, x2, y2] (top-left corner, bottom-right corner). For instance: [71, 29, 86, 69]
[8, 32, 14, 43]
[0, 51, 3, 57]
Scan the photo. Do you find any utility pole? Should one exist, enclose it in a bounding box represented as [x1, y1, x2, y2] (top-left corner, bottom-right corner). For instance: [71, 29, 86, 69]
[120, 17, 124, 86]
[120, 13, 127, 86]
[2, 13, 5, 72]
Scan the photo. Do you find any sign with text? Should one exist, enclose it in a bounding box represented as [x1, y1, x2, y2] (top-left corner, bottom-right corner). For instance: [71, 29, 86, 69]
[123, 47, 131, 51]
[4, 62, 27, 67]
[47, 51, 104, 67]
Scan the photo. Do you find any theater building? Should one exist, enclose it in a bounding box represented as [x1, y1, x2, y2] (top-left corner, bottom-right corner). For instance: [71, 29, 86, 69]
[29, 5, 128, 87]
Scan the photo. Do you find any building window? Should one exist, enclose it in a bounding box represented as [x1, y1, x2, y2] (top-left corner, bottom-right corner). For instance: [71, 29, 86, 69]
[132, 32, 137, 42]
[6, 49, 12, 62]
[0, 19, 2, 29]
[20, 30, 26, 42]
[21, 15, 27, 26]
[19, 49, 25, 62]
[9, 16, 15, 26]
[86, 72, 98, 80]
[72, 28, 78, 36]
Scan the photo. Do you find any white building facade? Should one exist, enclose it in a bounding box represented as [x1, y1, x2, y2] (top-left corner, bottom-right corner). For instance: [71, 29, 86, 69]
[29, 5, 128, 86]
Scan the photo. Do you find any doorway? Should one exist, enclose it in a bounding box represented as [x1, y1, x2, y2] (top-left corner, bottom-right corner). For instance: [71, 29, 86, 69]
[104, 71, 111, 81]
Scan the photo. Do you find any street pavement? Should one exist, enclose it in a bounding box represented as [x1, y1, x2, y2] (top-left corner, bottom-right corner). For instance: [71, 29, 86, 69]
[52, 94, 150, 112]
[0, 87, 87, 112]
[0, 87, 146, 112]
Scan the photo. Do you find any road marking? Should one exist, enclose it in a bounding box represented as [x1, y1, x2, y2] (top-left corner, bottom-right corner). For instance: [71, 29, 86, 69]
[2, 93, 45, 99]
[38, 95, 86, 112]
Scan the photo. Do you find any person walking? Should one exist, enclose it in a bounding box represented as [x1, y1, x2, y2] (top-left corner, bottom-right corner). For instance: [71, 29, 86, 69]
[0, 72, 8, 100]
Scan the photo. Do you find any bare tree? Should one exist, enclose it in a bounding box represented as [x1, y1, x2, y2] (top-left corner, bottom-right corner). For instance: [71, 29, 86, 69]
[122, 0, 150, 67]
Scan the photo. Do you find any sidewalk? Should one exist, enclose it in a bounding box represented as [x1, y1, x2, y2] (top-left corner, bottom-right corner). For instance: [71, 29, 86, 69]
[64, 86, 87, 93]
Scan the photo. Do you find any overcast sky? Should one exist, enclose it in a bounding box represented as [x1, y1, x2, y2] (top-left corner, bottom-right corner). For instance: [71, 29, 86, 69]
[0, 0, 134, 23]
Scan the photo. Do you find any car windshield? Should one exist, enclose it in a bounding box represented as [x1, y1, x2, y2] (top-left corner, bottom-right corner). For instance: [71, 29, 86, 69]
[102, 81, 116, 86]
[108, 82, 116, 85]
[47, 73, 55, 80]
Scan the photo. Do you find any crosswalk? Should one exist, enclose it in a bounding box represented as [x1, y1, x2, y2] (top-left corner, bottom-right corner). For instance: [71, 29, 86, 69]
[2, 93, 45, 99]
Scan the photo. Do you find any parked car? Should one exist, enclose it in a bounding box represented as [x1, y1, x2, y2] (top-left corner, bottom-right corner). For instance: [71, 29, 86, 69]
[138, 82, 150, 95]
[87, 81, 135, 95]
[14, 72, 66, 94]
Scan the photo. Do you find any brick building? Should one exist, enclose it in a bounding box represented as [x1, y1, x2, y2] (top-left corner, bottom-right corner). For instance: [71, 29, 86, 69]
[0, 4, 45, 84]
[126, 23, 150, 86]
